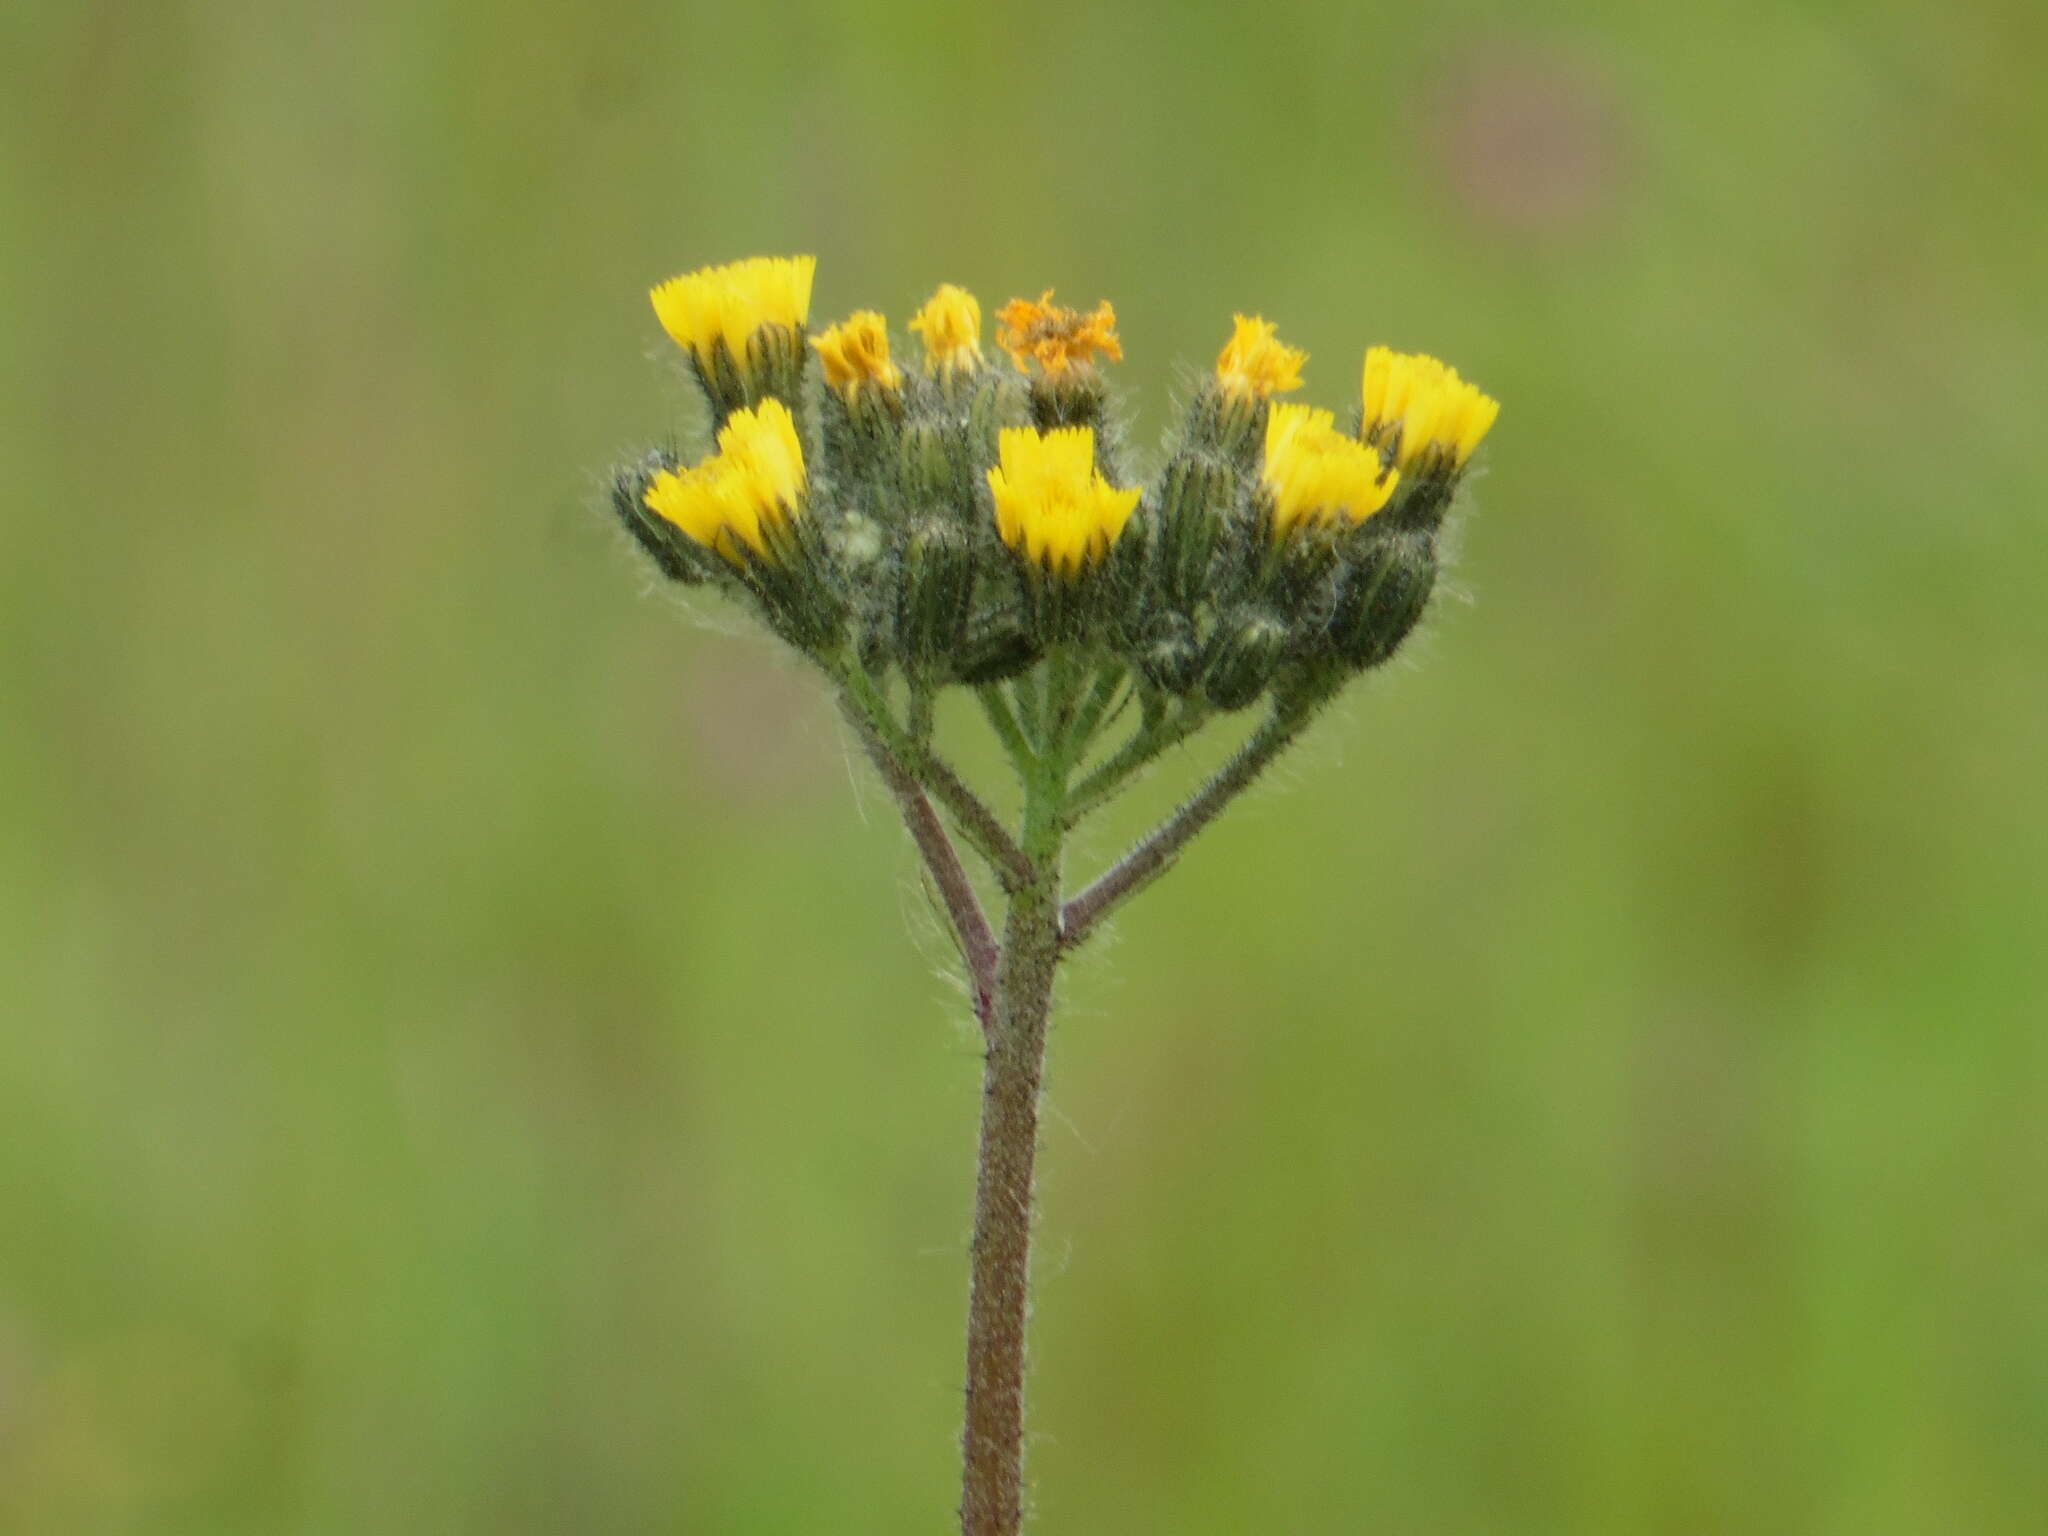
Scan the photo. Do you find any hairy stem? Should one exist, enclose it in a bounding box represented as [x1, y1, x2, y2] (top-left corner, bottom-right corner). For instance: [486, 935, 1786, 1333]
[1011, 673, 1045, 752]
[1061, 663, 1129, 768]
[922, 754, 1038, 892]
[1062, 700, 1212, 825]
[841, 700, 999, 1026]
[908, 683, 937, 751]
[977, 685, 1039, 779]
[959, 768, 1064, 1536]
[875, 660, 1337, 1532]
[1061, 691, 1330, 949]
[843, 661, 1037, 889]
[1044, 648, 1083, 746]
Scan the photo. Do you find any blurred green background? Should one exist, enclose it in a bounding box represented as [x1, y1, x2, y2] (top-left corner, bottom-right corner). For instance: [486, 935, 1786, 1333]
[5, 0, 2045, 1530]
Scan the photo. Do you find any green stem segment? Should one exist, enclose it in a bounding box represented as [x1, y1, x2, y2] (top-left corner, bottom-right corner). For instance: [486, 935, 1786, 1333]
[977, 685, 1040, 779]
[1063, 699, 1212, 824]
[1056, 662, 1128, 773]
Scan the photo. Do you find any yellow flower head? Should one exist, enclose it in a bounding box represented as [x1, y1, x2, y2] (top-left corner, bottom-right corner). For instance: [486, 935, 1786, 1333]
[908, 284, 985, 376]
[986, 426, 1141, 578]
[650, 255, 817, 367]
[1261, 404, 1400, 539]
[995, 291, 1124, 376]
[642, 398, 807, 566]
[811, 311, 904, 399]
[1215, 314, 1307, 400]
[1361, 346, 1500, 473]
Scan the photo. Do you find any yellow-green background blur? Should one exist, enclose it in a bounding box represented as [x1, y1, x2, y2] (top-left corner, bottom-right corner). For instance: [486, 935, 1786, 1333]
[5, 1, 2044, 1531]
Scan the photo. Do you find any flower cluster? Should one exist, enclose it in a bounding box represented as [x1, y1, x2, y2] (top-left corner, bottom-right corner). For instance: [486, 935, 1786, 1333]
[613, 255, 1498, 711]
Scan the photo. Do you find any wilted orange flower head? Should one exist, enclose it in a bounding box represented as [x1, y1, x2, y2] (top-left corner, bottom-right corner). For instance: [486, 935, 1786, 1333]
[995, 290, 1123, 376]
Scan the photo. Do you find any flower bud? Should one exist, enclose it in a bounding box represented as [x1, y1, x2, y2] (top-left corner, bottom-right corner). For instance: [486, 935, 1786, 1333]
[896, 420, 964, 507]
[966, 371, 1027, 455]
[1134, 611, 1203, 696]
[1326, 530, 1437, 670]
[1152, 454, 1234, 609]
[1201, 607, 1289, 711]
[896, 518, 977, 670]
